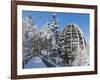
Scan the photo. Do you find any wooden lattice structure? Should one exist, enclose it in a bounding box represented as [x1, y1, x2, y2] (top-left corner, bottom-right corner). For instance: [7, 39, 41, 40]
[62, 23, 87, 64]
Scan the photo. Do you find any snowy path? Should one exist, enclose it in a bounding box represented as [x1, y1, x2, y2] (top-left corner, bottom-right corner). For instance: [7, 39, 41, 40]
[24, 56, 47, 68]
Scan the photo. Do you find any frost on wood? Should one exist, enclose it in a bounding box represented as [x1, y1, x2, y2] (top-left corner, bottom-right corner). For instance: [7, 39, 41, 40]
[22, 14, 89, 68]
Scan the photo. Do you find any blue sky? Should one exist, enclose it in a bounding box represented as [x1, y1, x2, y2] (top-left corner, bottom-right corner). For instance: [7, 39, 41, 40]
[22, 10, 90, 42]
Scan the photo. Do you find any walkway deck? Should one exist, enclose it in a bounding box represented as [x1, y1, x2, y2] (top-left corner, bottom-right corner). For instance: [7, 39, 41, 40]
[24, 56, 47, 68]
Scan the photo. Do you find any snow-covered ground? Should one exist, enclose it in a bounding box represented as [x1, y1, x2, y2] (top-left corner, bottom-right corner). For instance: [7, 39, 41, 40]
[24, 56, 47, 68]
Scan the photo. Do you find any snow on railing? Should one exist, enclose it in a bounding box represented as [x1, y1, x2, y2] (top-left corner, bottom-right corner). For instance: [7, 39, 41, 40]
[39, 55, 60, 67]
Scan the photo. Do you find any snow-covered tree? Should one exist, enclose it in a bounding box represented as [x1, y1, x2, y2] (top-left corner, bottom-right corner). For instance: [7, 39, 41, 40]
[46, 13, 64, 65]
[71, 43, 89, 66]
[22, 16, 40, 67]
[51, 13, 59, 50]
[40, 21, 53, 52]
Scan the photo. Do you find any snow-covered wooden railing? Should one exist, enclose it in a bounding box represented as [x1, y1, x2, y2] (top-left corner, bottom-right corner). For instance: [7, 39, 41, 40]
[23, 53, 34, 68]
[39, 55, 60, 67]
